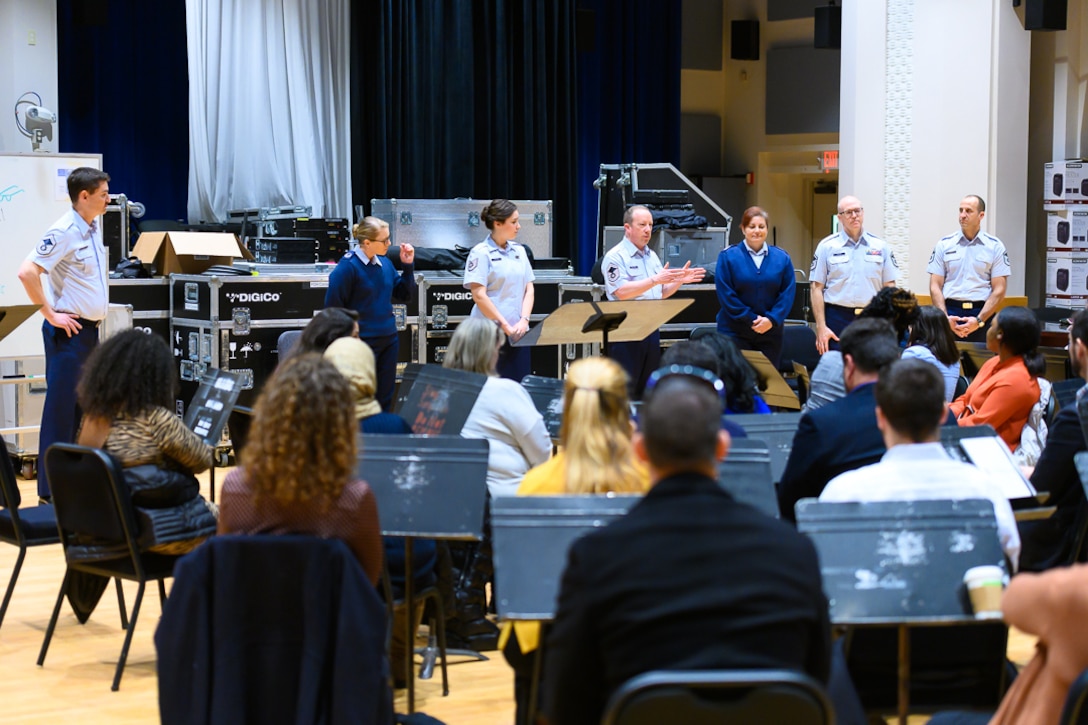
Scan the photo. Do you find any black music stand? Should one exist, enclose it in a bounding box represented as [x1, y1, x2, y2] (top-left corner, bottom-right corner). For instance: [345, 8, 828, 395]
[492, 495, 640, 723]
[728, 412, 804, 484]
[358, 434, 491, 713]
[520, 375, 565, 442]
[796, 498, 1009, 724]
[397, 364, 487, 436]
[718, 438, 778, 518]
[512, 298, 694, 358]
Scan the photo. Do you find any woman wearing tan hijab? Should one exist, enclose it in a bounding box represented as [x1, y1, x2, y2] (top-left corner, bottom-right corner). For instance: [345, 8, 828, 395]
[323, 336, 411, 434]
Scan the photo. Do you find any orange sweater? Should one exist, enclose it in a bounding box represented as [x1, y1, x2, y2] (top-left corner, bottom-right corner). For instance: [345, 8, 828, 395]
[949, 355, 1039, 450]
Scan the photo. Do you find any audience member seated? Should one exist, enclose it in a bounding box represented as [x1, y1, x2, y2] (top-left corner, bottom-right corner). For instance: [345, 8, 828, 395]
[218, 354, 383, 585]
[500, 357, 649, 725]
[903, 304, 963, 403]
[288, 306, 360, 358]
[440, 318, 551, 651]
[688, 331, 772, 413]
[442, 318, 551, 498]
[323, 335, 430, 685]
[777, 318, 900, 521]
[543, 368, 864, 725]
[76, 329, 216, 555]
[1020, 308, 1088, 571]
[323, 336, 412, 434]
[803, 287, 919, 412]
[950, 306, 1043, 451]
[820, 358, 1021, 569]
[928, 564, 1088, 725]
[658, 341, 748, 438]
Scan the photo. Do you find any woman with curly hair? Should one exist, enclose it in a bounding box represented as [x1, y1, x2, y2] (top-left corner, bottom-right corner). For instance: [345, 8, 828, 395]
[803, 287, 919, 412]
[77, 329, 216, 555]
[501, 357, 649, 724]
[217, 353, 382, 585]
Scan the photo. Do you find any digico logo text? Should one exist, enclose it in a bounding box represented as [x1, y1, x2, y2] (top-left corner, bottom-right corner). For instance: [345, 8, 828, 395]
[227, 292, 281, 303]
[433, 292, 473, 301]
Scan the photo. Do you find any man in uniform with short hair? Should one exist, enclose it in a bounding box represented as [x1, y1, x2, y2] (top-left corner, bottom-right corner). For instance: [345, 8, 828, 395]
[600, 204, 704, 395]
[928, 195, 1010, 342]
[810, 196, 898, 354]
[18, 167, 111, 501]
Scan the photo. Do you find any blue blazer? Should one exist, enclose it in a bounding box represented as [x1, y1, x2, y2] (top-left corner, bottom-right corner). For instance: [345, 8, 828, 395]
[777, 382, 886, 521]
[325, 252, 416, 338]
[715, 244, 796, 335]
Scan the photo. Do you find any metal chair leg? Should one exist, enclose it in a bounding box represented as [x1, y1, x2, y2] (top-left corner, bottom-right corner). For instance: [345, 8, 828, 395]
[115, 578, 128, 630]
[37, 570, 70, 666]
[112, 581, 145, 691]
[0, 547, 27, 630]
[158, 578, 167, 606]
[434, 591, 449, 696]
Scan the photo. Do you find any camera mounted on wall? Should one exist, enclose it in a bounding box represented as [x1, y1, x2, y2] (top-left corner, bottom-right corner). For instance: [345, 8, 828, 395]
[14, 92, 57, 153]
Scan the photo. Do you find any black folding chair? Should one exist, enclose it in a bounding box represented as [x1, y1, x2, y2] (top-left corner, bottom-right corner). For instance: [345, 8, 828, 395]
[0, 449, 59, 632]
[38, 443, 181, 691]
[601, 669, 834, 725]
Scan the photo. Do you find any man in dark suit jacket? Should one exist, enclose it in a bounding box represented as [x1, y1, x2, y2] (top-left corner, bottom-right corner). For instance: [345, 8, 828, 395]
[777, 318, 901, 521]
[1021, 309, 1088, 571]
[543, 369, 834, 725]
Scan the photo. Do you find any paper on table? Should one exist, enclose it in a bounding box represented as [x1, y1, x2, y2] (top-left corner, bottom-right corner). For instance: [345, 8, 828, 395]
[959, 436, 1038, 500]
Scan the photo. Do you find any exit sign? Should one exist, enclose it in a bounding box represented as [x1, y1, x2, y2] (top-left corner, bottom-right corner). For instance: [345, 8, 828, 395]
[820, 151, 839, 174]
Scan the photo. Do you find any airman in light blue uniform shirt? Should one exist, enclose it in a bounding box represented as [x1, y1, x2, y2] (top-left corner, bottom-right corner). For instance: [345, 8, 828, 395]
[810, 196, 897, 354]
[928, 195, 1010, 342]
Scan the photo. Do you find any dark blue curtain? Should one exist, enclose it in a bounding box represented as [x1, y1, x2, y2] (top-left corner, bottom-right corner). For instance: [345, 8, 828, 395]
[574, 0, 682, 274]
[351, 0, 579, 261]
[57, 0, 189, 225]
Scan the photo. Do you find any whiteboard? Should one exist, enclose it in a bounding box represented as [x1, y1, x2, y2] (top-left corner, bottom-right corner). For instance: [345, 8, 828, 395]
[0, 153, 103, 359]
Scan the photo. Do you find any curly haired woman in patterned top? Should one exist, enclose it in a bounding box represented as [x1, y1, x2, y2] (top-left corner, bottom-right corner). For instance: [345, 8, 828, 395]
[217, 353, 383, 584]
[77, 329, 216, 554]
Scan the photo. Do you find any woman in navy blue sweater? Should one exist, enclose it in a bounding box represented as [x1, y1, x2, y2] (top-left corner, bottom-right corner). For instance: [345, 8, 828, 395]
[325, 216, 415, 411]
[714, 206, 796, 368]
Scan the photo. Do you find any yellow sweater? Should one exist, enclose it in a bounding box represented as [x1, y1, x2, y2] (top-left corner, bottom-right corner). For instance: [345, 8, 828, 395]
[498, 452, 650, 654]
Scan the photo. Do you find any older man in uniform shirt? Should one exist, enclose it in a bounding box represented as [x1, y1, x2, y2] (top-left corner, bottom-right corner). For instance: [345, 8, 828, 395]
[810, 196, 898, 354]
[601, 205, 704, 396]
[928, 195, 1010, 343]
[17, 167, 111, 500]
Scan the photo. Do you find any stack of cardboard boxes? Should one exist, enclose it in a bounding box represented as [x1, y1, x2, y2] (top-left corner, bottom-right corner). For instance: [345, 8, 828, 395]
[1045, 160, 1088, 309]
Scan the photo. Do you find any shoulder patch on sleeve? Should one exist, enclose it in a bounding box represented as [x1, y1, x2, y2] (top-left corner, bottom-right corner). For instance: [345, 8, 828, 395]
[809, 254, 818, 273]
[37, 235, 57, 256]
[928, 250, 935, 264]
[606, 261, 621, 283]
[467, 256, 479, 272]
[1003, 252, 1010, 267]
[890, 251, 899, 268]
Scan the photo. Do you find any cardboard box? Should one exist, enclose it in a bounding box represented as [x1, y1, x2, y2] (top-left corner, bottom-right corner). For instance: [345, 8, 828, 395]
[1045, 294, 1088, 311]
[1066, 161, 1087, 203]
[132, 232, 253, 275]
[1046, 251, 1088, 296]
[1046, 161, 1065, 208]
[1046, 211, 1088, 249]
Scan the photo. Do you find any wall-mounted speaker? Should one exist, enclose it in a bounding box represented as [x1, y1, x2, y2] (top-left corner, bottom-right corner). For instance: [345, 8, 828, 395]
[1024, 0, 1068, 31]
[731, 20, 760, 61]
[815, 4, 842, 49]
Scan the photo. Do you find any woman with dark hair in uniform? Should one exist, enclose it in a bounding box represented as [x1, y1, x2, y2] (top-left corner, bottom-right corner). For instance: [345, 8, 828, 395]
[463, 199, 535, 382]
[324, 216, 415, 411]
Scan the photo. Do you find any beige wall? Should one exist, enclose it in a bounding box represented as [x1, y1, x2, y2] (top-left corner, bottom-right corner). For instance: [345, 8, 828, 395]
[680, 0, 838, 274]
